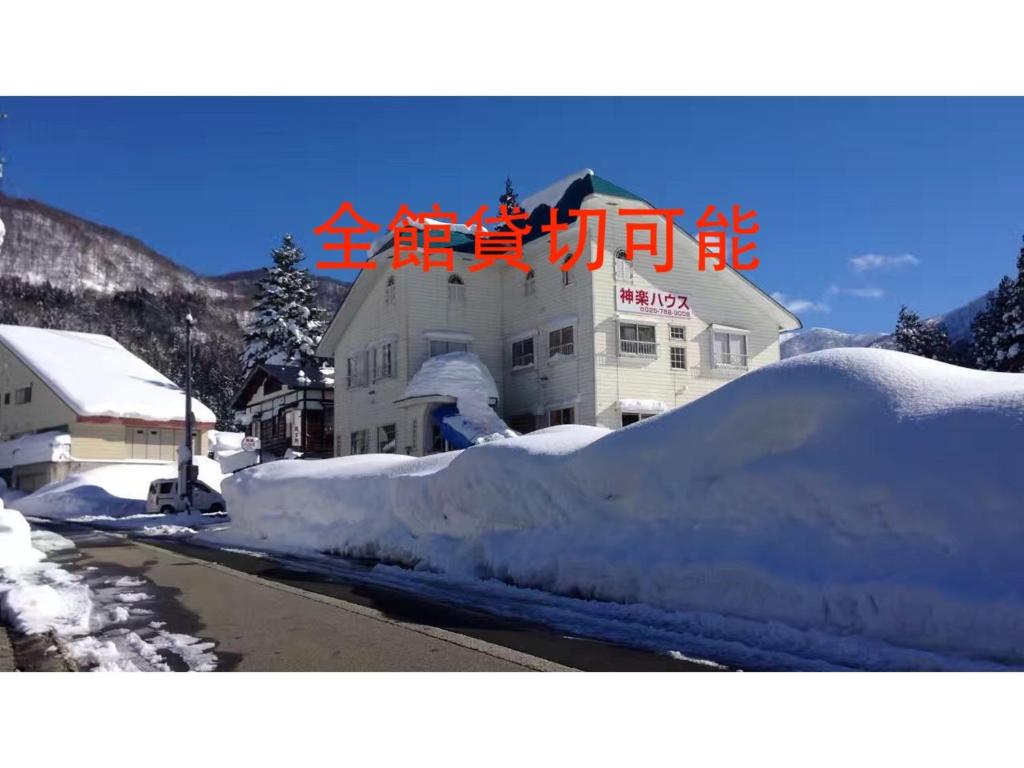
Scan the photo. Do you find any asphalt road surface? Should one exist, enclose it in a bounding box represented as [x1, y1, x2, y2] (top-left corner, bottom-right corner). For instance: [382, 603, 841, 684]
[21, 521, 725, 672]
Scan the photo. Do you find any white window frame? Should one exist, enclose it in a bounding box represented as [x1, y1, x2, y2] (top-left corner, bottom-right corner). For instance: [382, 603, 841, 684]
[372, 342, 394, 381]
[447, 274, 466, 304]
[524, 269, 536, 296]
[511, 337, 535, 369]
[350, 428, 369, 455]
[548, 325, 575, 358]
[618, 321, 657, 357]
[428, 339, 469, 358]
[613, 248, 634, 281]
[384, 276, 396, 305]
[346, 351, 369, 389]
[669, 325, 687, 370]
[561, 256, 574, 286]
[377, 423, 396, 454]
[712, 327, 749, 369]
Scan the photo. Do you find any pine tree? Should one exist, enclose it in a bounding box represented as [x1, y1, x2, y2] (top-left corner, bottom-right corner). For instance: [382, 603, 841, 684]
[498, 176, 520, 211]
[989, 238, 1024, 372]
[894, 305, 952, 361]
[242, 234, 327, 371]
[972, 276, 1014, 370]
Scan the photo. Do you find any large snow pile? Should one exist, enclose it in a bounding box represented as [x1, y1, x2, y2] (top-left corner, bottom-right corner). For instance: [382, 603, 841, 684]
[0, 325, 217, 423]
[15, 456, 227, 520]
[220, 349, 1024, 668]
[402, 352, 516, 445]
[0, 430, 72, 470]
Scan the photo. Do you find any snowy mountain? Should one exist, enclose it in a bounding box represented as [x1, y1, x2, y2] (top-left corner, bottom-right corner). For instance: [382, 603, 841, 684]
[781, 292, 992, 359]
[0, 193, 349, 308]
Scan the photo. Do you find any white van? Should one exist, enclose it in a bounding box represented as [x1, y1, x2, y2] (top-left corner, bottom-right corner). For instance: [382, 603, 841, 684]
[145, 478, 226, 515]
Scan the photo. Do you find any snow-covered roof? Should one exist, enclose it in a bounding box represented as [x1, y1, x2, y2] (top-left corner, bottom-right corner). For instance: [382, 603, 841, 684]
[0, 430, 71, 470]
[521, 168, 595, 213]
[400, 351, 499, 402]
[0, 325, 216, 424]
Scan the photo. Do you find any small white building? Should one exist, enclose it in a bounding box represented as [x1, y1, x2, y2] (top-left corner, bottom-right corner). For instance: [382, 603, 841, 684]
[317, 170, 800, 457]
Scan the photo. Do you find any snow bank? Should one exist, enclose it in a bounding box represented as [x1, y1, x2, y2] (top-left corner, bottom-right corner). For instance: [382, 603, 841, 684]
[402, 352, 516, 445]
[15, 457, 227, 520]
[0, 505, 45, 568]
[0, 430, 71, 470]
[221, 349, 1024, 668]
[0, 325, 217, 423]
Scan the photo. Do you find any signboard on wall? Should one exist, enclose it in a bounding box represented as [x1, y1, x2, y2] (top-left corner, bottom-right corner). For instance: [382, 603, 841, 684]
[615, 287, 692, 319]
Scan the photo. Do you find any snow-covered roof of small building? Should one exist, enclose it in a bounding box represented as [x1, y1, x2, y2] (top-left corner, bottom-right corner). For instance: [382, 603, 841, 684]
[0, 325, 216, 424]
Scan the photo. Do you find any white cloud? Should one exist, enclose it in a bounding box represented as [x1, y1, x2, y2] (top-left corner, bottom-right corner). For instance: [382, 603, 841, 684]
[849, 253, 920, 272]
[827, 284, 885, 299]
[771, 291, 829, 314]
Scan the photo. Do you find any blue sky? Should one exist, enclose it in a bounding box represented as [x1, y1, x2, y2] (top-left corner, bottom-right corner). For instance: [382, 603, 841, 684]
[1, 97, 1022, 333]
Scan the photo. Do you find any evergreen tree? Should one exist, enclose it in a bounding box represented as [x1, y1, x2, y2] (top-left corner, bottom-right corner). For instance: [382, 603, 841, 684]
[989, 238, 1024, 372]
[498, 176, 520, 211]
[242, 234, 327, 371]
[972, 276, 1014, 370]
[894, 304, 952, 361]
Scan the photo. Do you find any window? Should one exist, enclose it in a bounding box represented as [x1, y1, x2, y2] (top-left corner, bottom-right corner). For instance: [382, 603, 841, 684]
[14, 386, 32, 405]
[347, 351, 369, 388]
[350, 429, 369, 455]
[158, 481, 173, 495]
[377, 424, 396, 454]
[447, 274, 466, 303]
[670, 347, 687, 369]
[549, 407, 575, 426]
[429, 339, 468, 357]
[713, 331, 748, 368]
[670, 326, 687, 370]
[548, 326, 574, 358]
[3, 393, 9, 405]
[511, 337, 534, 368]
[619, 323, 657, 356]
[373, 343, 394, 380]
[561, 256, 574, 286]
[621, 412, 656, 427]
[614, 247, 634, 281]
[524, 269, 536, 296]
[384, 276, 396, 305]
[508, 413, 536, 434]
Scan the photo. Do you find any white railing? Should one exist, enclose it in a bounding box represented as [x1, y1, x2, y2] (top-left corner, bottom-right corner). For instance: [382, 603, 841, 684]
[619, 339, 657, 356]
[713, 352, 749, 369]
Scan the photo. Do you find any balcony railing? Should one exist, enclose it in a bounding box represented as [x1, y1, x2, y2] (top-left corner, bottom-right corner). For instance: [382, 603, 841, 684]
[619, 339, 657, 356]
[713, 352, 749, 369]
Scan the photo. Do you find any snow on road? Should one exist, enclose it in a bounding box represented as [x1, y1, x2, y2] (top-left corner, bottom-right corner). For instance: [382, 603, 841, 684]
[0, 504, 218, 671]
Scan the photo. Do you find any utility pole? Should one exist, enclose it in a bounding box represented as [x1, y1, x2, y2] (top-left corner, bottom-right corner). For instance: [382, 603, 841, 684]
[179, 311, 197, 513]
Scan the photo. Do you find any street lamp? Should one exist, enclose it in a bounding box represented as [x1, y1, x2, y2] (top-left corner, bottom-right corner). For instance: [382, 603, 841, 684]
[179, 311, 197, 513]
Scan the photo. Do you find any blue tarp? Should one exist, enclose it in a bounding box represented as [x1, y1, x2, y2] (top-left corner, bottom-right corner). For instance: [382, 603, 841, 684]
[430, 403, 474, 450]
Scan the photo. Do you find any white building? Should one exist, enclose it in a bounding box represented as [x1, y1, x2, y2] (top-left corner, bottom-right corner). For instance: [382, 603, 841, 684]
[317, 170, 800, 457]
